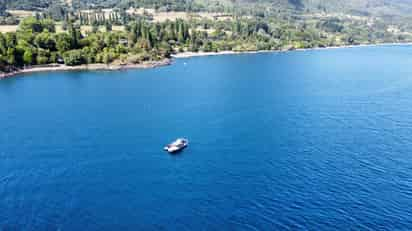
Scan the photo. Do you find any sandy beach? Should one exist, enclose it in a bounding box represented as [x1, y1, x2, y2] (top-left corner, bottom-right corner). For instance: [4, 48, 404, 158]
[171, 50, 273, 58]
[172, 42, 412, 59]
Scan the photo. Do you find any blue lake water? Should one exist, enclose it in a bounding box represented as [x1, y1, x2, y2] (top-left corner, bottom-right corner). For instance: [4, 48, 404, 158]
[2, 45, 412, 230]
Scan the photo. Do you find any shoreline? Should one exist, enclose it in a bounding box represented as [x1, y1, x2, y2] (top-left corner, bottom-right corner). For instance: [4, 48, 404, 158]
[172, 42, 412, 58]
[2, 42, 412, 79]
[0, 59, 172, 79]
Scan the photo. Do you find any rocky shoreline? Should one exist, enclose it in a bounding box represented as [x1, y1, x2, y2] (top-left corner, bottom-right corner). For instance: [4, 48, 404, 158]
[0, 59, 172, 79]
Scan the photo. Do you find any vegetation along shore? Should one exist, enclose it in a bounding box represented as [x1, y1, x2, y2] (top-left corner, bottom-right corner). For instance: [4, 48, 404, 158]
[0, 60, 172, 79]
[2, 41, 412, 79]
[2, 0, 412, 78]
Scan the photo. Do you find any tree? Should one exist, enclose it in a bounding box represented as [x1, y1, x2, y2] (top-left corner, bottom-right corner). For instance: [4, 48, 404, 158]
[23, 50, 33, 65]
[105, 22, 112, 32]
[178, 20, 185, 43]
[55, 33, 72, 53]
[63, 50, 85, 66]
[233, 19, 241, 36]
[5, 32, 17, 48]
[92, 24, 99, 33]
[103, 33, 117, 48]
[0, 55, 7, 72]
[68, 23, 82, 49]
[62, 20, 68, 31]
[190, 30, 200, 52]
[41, 19, 56, 33]
[18, 17, 43, 33]
[6, 48, 17, 66]
[0, 1, 6, 16]
[34, 31, 56, 50]
[102, 51, 112, 64]
[36, 49, 50, 65]
[0, 33, 6, 55]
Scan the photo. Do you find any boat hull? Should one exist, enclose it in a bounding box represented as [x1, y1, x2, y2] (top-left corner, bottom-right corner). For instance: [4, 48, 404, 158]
[167, 145, 187, 153]
[164, 139, 188, 153]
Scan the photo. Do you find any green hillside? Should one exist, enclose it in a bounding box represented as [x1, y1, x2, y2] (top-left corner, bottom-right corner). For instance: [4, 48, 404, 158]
[2, 0, 412, 73]
[4, 0, 412, 16]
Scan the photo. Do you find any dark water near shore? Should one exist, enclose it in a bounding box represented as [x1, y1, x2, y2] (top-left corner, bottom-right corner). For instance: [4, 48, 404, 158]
[2, 46, 412, 230]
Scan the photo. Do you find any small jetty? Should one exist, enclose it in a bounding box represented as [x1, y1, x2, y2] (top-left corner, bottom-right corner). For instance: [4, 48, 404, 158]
[164, 138, 188, 153]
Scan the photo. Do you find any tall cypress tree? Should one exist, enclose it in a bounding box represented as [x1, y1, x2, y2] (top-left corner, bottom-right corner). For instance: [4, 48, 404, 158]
[0, 0, 6, 16]
[68, 23, 81, 49]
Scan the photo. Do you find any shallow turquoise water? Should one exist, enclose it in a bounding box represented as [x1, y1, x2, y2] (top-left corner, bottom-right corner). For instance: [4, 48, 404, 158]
[2, 45, 412, 230]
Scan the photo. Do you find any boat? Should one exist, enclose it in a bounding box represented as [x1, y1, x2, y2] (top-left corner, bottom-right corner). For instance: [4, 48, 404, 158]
[164, 138, 188, 153]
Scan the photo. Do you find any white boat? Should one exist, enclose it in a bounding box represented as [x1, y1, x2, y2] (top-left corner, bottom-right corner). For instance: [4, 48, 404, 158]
[164, 138, 188, 153]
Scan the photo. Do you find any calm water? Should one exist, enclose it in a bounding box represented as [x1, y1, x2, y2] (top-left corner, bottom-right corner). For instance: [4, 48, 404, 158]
[2, 46, 412, 230]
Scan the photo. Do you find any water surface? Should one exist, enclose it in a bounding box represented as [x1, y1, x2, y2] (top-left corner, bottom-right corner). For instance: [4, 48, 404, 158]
[2, 46, 412, 230]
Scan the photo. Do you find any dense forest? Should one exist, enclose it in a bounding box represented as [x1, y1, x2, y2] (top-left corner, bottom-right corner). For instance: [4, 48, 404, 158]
[1, 0, 412, 73]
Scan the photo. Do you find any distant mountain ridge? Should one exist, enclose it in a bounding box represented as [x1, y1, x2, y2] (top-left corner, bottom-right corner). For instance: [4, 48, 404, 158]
[302, 0, 412, 15]
[4, 0, 412, 17]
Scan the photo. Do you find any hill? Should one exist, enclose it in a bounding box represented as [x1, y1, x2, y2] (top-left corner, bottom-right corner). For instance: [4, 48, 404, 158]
[2, 0, 412, 74]
[4, 0, 412, 16]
